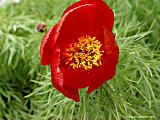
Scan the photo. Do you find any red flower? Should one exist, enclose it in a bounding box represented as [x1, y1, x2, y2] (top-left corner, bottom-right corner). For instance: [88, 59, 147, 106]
[40, 0, 119, 102]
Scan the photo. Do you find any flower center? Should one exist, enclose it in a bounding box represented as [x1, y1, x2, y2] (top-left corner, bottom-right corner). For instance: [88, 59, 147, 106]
[64, 35, 104, 70]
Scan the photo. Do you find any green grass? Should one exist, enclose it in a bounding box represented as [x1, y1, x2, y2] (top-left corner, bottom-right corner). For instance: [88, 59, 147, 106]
[0, 0, 160, 120]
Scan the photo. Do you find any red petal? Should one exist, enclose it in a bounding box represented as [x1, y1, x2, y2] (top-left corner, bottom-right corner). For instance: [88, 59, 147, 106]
[51, 64, 80, 102]
[62, 1, 83, 16]
[62, 0, 114, 32]
[87, 30, 119, 94]
[93, 0, 114, 32]
[56, 4, 97, 49]
[61, 67, 91, 88]
[55, 1, 114, 49]
[40, 24, 57, 65]
[62, 0, 99, 16]
[62, 0, 109, 16]
[50, 49, 80, 102]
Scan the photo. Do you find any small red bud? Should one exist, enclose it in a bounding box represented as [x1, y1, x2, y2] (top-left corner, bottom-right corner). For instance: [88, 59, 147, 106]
[37, 22, 47, 32]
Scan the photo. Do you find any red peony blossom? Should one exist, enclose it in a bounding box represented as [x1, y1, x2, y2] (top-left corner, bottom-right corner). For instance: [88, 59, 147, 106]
[40, 0, 119, 102]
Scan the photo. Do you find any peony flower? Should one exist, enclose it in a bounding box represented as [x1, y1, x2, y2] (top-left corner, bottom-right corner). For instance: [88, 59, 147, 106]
[40, 0, 119, 102]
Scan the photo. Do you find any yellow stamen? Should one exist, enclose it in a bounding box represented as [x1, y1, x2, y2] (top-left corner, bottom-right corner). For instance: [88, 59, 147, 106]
[64, 35, 104, 70]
